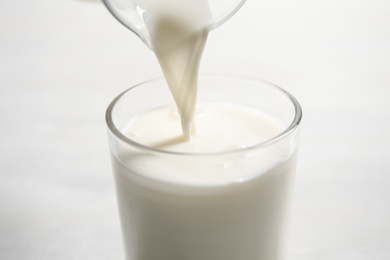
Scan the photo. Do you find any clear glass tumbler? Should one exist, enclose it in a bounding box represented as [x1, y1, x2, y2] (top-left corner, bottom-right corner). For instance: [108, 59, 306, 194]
[106, 75, 302, 260]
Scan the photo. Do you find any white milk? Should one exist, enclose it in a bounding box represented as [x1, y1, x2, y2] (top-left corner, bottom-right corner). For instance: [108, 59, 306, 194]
[139, 0, 213, 139]
[112, 102, 297, 260]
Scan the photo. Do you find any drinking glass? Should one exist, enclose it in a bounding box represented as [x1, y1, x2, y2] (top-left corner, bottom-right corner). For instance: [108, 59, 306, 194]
[106, 75, 302, 260]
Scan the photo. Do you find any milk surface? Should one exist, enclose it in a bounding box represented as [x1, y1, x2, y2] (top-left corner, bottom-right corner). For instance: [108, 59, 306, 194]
[122, 102, 287, 184]
[124, 102, 283, 153]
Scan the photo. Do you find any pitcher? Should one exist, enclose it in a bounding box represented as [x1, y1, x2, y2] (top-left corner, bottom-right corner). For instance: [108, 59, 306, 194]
[102, 0, 247, 49]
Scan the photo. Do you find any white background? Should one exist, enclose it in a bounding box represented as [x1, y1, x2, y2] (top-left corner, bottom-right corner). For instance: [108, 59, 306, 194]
[1, 0, 389, 259]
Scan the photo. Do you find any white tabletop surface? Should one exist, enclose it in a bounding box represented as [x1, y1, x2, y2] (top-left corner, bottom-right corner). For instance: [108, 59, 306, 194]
[1, 0, 389, 259]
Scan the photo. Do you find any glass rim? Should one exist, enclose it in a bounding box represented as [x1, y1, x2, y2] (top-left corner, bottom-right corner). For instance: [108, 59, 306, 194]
[105, 75, 302, 157]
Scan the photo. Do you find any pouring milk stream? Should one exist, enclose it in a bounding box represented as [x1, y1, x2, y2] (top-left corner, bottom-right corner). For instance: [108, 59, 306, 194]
[103, 0, 246, 140]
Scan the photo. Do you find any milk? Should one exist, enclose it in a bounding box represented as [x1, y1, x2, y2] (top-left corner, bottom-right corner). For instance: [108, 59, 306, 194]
[111, 102, 298, 260]
[139, 0, 213, 139]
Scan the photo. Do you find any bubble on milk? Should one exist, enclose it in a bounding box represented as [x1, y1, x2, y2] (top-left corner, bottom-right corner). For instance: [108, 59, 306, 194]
[128, 131, 139, 137]
[229, 142, 248, 150]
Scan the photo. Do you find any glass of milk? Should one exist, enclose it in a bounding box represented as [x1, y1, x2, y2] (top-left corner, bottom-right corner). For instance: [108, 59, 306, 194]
[106, 75, 302, 260]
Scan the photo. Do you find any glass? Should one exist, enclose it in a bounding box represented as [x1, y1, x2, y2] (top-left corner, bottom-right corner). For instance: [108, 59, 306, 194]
[106, 75, 302, 260]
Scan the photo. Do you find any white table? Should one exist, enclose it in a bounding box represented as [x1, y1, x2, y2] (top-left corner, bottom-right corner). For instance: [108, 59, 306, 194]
[1, 0, 389, 259]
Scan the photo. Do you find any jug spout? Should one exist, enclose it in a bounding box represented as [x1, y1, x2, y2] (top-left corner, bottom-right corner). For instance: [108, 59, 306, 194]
[102, 0, 246, 49]
[102, 0, 153, 48]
